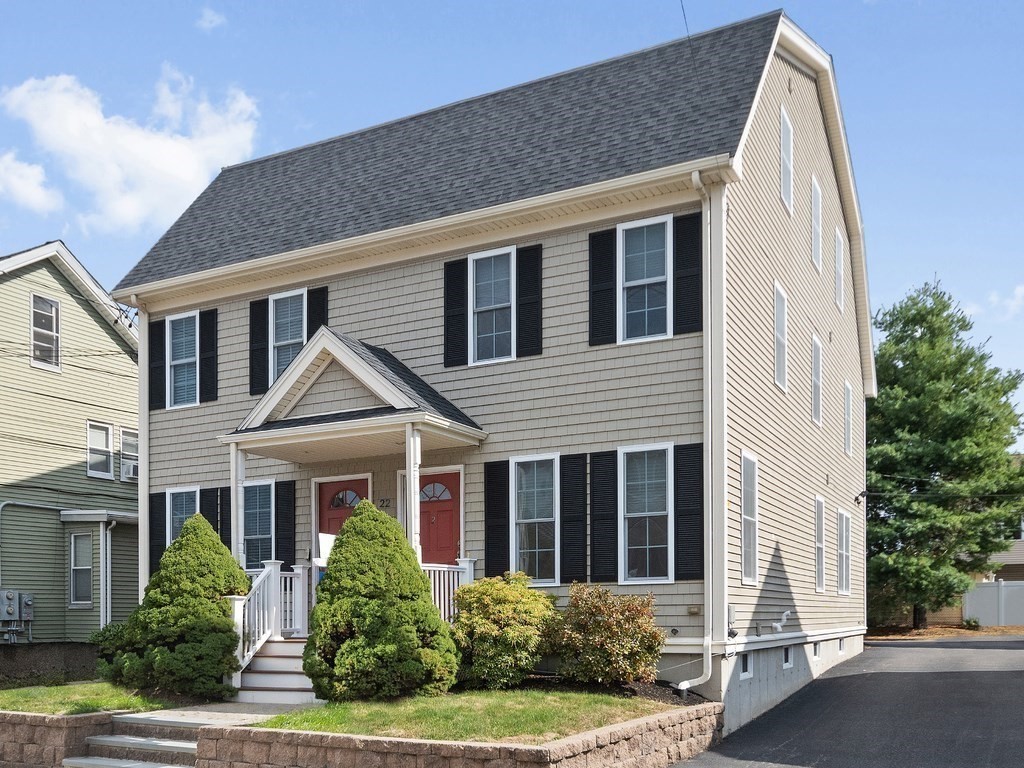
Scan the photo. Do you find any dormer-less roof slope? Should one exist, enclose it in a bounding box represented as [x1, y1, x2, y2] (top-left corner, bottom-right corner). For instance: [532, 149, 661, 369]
[115, 10, 781, 291]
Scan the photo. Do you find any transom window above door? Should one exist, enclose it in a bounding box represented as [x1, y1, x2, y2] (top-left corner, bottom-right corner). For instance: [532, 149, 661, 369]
[420, 482, 452, 502]
[271, 289, 306, 380]
[470, 247, 515, 364]
[618, 215, 673, 343]
[330, 489, 362, 508]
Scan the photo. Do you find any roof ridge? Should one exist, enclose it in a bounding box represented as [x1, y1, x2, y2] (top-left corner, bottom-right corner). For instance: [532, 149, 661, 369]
[220, 10, 784, 174]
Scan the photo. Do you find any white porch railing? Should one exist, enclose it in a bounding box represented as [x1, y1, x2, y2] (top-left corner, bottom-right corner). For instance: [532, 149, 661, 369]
[423, 558, 476, 623]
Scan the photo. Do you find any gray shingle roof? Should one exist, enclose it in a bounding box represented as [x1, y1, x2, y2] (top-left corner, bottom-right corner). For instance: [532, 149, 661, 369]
[116, 11, 781, 291]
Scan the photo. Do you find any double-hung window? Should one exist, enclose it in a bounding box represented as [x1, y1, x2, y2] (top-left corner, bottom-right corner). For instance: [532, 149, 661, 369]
[270, 289, 306, 380]
[31, 294, 60, 369]
[70, 533, 92, 604]
[837, 508, 851, 595]
[834, 228, 845, 311]
[741, 452, 759, 586]
[470, 247, 515, 364]
[243, 482, 274, 570]
[618, 215, 672, 343]
[811, 176, 822, 271]
[812, 335, 823, 426]
[780, 106, 793, 213]
[774, 283, 788, 390]
[167, 312, 198, 407]
[815, 496, 825, 593]
[121, 428, 139, 481]
[620, 444, 673, 582]
[87, 422, 114, 479]
[844, 382, 853, 455]
[511, 455, 558, 584]
[166, 488, 198, 544]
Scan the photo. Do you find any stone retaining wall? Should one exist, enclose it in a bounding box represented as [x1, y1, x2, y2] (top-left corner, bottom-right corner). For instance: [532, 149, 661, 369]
[196, 701, 724, 768]
[0, 711, 113, 768]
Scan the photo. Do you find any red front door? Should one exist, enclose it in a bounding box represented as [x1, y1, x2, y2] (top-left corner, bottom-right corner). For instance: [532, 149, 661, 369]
[318, 478, 369, 536]
[419, 472, 461, 565]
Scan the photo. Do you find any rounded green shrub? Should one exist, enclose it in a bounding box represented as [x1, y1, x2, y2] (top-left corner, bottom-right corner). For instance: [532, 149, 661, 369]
[93, 513, 249, 699]
[451, 572, 556, 689]
[302, 500, 458, 700]
[549, 583, 664, 686]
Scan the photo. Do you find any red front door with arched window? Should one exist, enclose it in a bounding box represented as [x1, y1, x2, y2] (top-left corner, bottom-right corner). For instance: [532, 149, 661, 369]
[318, 477, 369, 536]
[419, 472, 461, 565]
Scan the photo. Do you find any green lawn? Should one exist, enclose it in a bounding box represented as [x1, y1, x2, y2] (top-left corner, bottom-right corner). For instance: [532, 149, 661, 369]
[0, 682, 172, 715]
[260, 687, 675, 744]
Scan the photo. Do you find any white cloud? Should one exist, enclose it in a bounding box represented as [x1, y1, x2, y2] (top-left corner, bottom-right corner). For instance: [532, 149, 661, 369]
[989, 286, 1024, 321]
[1, 68, 257, 235]
[196, 8, 226, 32]
[0, 150, 63, 214]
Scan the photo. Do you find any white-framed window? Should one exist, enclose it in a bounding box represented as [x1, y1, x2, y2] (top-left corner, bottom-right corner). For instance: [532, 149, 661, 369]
[783, 645, 793, 669]
[243, 481, 275, 570]
[780, 106, 793, 213]
[469, 247, 516, 364]
[774, 283, 787, 391]
[270, 288, 306, 380]
[87, 422, 114, 479]
[620, 444, 673, 583]
[741, 451, 759, 586]
[813, 641, 821, 660]
[811, 176, 822, 271]
[31, 294, 61, 370]
[812, 335, 823, 426]
[617, 214, 673, 343]
[739, 652, 753, 680]
[69, 532, 92, 605]
[837, 508, 851, 595]
[166, 311, 198, 408]
[120, 427, 139, 482]
[510, 454, 559, 585]
[834, 228, 844, 311]
[166, 487, 198, 544]
[844, 381, 853, 456]
[815, 496, 825, 593]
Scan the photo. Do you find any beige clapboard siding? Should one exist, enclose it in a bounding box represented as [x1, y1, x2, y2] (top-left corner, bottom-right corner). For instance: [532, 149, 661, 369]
[149, 210, 705, 633]
[723, 54, 866, 635]
[289, 362, 384, 418]
[111, 525, 139, 622]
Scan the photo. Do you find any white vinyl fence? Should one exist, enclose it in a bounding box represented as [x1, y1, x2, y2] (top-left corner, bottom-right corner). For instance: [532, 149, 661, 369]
[962, 580, 1024, 626]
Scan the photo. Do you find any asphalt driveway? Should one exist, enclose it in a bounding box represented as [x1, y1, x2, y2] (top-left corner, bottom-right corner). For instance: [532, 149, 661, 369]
[680, 636, 1024, 768]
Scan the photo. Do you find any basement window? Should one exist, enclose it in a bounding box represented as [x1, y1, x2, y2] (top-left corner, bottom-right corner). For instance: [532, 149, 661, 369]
[739, 652, 753, 680]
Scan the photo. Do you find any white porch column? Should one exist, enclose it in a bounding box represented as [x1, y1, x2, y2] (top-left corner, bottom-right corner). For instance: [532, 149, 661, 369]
[290, 564, 310, 637]
[230, 443, 246, 564]
[265, 560, 283, 640]
[456, 557, 477, 588]
[405, 423, 423, 562]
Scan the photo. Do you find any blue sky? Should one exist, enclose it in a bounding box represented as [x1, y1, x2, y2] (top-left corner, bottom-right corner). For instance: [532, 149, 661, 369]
[1, 1, 1021, 395]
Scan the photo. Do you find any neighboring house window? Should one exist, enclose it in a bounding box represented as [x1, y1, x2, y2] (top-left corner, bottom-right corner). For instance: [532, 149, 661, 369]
[31, 294, 60, 369]
[834, 228, 844, 311]
[87, 422, 114, 479]
[621, 444, 673, 583]
[739, 652, 753, 680]
[511, 455, 558, 585]
[166, 488, 198, 544]
[811, 176, 822, 271]
[618, 215, 673, 343]
[837, 508, 851, 595]
[244, 482, 274, 570]
[813, 641, 821, 659]
[741, 452, 758, 586]
[844, 382, 853, 455]
[838, 637, 846, 654]
[167, 312, 198, 407]
[815, 496, 825, 593]
[270, 289, 306, 380]
[70, 533, 92, 604]
[121, 428, 139, 482]
[774, 283, 787, 390]
[783, 646, 793, 669]
[812, 335, 823, 426]
[469, 247, 515, 364]
[780, 106, 793, 213]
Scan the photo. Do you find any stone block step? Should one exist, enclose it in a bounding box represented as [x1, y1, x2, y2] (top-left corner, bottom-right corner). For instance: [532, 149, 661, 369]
[110, 715, 201, 742]
[64, 758, 184, 768]
[85, 735, 196, 767]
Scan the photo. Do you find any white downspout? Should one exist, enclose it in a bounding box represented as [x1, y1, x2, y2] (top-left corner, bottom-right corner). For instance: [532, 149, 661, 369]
[98, 521, 107, 629]
[104, 520, 118, 627]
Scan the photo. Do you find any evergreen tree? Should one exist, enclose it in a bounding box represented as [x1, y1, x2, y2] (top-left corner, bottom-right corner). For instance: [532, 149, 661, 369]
[867, 283, 1024, 627]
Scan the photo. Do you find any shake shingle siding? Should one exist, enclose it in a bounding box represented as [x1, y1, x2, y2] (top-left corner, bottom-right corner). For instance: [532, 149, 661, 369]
[116, 12, 780, 291]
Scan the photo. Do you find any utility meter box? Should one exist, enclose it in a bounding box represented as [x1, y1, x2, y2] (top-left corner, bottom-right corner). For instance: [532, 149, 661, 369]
[1, 589, 20, 621]
[19, 593, 34, 621]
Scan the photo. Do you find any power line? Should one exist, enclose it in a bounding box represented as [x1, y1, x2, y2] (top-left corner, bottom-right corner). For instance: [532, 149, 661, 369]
[0, 382, 139, 417]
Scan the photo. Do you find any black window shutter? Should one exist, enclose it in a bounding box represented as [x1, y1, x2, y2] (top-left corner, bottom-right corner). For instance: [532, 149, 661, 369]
[148, 492, 166, 577]
[249, 298, 269, 396]
[483, 460, 510, 577]
[148, 319, 165, 411]
[673, 213, 703, 335]
[444, 259, 469, 367]
[218, 486, 233, 551]
[589, 229, 616, 346]
[275, 480, 296, 570]
[559, 454, 587, 583]
[198, 309, 218, 403]
[675, 443, 704, 580]
[306, 286, 328, 339]
[199, 487, 220, 532]
[516, 244, 543, 357]
[589, 451, 618, 582]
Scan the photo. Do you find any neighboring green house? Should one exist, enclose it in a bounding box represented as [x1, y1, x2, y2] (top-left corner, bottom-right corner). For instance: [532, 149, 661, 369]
[0, 241, 139, 649]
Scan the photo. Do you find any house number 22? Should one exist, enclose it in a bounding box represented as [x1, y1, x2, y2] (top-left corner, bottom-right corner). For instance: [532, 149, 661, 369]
[377, 498, 392, 509]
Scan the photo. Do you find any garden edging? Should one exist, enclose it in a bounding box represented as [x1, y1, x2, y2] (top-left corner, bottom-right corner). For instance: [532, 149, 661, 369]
[196, 701, 723, 768]
[0, 710, 115, 768]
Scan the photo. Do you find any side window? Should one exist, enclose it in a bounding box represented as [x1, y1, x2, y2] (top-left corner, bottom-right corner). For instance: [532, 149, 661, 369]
[620, 445, 672, 582]
[31, 294, 61, 370]
[243, 482, 274, 570]
[741, 452, 758, 586]
[618, 215, 672, 343]
[812, 335, 823, 426]
[844, 382, 853, 455]
[811, 176, 822, 271]
[470, 247, 515, 364]
[87, 422, 114, 479]
[121, 428, 139, 482]
[70, 533, 93, 604]
[167, 312, 198, 407]
[834, 228, 845, 311]
[815, 496, 825, 593]
[780, 106, 793, 213]
[270, 289, 306, 380]
[166, 488, 198, 544]
[774, 283, 787, 390]
[837, 508, 851, 595]
[511, 455, 558, 584]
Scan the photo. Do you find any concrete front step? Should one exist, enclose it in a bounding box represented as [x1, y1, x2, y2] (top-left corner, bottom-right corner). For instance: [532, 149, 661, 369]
[64, 758, 184, 768]
[234, 687, 319, 705]
[248, 654, 305, 673]
[241, 669, 312, 689]
[259, 638, 306, 657]
[85, 734, 196, 767]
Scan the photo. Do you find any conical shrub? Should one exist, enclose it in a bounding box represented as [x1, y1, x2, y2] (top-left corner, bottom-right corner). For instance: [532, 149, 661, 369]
[303, 500, 458, 700]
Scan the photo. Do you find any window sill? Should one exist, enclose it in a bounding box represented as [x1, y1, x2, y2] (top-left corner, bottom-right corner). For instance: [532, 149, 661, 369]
[619, 577, 673, 586]
[87, 472, 115, 481]
[468, 355, 516, 368]
[68, 602, 93, 610]
[166, 401, 199, 411]
[30, 360, 61, 373]
[616, 332, 673, 347]
[739, 671, 753, 681]
[741, 577, 758, 587]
